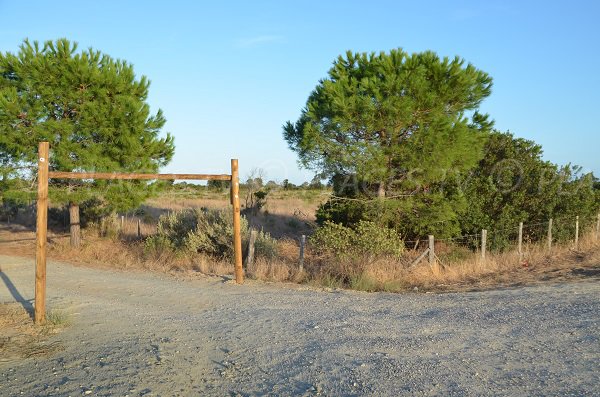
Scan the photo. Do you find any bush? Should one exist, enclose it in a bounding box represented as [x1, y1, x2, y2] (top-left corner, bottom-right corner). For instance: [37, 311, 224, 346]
[146, 208, 277, 259]
[310, 220, 404, 260]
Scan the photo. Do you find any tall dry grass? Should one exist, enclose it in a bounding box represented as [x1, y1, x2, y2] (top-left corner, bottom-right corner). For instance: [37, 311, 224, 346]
[28, 224, 600, 293]
[2, 189, 597, 293]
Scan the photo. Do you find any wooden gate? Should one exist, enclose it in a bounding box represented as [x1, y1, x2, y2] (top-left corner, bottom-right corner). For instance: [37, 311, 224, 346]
[34, 142, 243, 324]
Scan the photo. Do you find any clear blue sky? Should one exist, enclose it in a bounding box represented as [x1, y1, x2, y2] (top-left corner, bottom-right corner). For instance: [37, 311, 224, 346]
[1, 0, 598, 183]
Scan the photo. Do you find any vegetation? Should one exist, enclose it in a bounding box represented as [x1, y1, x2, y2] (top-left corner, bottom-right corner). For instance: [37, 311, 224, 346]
[286, 49, 599, 243]
[284, 49, 494, 238]
[310, 220, 404, 260]
[146, 208, 277, 260]
[0, 41, 598, 294]
[0, 38, 174, 243]
[461, 131, 599, 249]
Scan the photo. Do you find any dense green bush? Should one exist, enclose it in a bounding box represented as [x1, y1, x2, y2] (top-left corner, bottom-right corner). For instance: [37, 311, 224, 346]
[316, 132, 599, 249]
[146, 208, 277, 259]
[461, 132, 600, 249]
[310, 220, 404, 259]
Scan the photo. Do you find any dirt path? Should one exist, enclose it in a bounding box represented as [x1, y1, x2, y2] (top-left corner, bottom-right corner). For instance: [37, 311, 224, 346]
[0, 255, 599, 396]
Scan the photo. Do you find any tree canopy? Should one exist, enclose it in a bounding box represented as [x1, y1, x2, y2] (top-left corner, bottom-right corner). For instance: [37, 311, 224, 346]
[0, 38, 174, 212]
[285, 49, 494, 237]
[284, 49, 493, 198]
[461, 131, 599, 248]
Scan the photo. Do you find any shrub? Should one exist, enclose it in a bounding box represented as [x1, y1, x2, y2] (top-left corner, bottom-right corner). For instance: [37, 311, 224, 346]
[146, 208, 277, 259]
[310, 220, 404, 260]
[98, 214, 121, 239]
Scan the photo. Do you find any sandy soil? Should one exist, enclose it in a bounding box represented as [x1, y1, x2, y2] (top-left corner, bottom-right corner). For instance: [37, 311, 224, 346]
[0, 254, 599, 396]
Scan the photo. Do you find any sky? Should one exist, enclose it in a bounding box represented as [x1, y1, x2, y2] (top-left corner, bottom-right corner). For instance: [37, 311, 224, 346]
[0, 0, 598, 183]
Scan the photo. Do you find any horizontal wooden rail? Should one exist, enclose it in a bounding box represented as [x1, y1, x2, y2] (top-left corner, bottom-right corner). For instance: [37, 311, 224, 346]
[48, 171, 231, 181]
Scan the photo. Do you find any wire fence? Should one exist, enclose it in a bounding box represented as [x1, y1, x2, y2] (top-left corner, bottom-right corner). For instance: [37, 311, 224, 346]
[292, 213, 600, 270]
[2, 192, 600, 272]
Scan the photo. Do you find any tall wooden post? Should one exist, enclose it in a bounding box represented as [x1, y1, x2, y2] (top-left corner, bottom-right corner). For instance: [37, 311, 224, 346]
[518, 222, 523, 263]
[547, 218, 553, 252]
[35, 142, 49, 324]
[596, 213, 600, 241]
[575, 215, 579, 249]
[481, 229, 487, 265]
[231, 159, 244, 284]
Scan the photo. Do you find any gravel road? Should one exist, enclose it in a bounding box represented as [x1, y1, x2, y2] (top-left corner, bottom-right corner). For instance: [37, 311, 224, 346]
[0, 254, 599, 396]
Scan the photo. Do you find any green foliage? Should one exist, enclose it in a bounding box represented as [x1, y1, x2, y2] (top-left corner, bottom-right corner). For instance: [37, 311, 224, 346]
[316, 173, 465, 239]
[207, 180, 229, 191]
[0, 179, 35, 220]
[285, 48, 493, 239]
[310, 220, 404, 259]
[461, 131, 599, 249]
[284, 48, 492, 193]
[146, 208, 277, 259]
[349, 273, 379, 292]
[316, 199, 366, 228]
[0, 38, 174, 213]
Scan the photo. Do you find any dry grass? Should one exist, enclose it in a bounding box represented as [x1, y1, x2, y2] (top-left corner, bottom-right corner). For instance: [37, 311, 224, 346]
[146, 189, 327, 239]
[46, 235, 233, 276]
[327, 231, 600, 292]
[1, 221, 598, 293]
[0, 303, 68, 364]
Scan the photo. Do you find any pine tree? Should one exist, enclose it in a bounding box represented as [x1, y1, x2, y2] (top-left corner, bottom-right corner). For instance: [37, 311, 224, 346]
[0, 38, 175, 245]
[284, 49, 493, 237]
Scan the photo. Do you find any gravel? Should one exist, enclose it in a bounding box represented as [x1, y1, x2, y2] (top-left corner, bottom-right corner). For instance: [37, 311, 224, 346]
[1, 254, 599, 396]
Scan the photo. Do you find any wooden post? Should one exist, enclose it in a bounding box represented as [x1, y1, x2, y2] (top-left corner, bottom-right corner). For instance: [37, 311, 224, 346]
[246, 229, 257, 268]
[518, 222, 523, 263]
[428, 235, 435, 267]
[596, 213, 600, 241]
[575, 215, 579, 249]
[120, 215, 124, 231]
[34, 142, 49, 324]
[69, 202, 81, 248]
[137, 219, 141, 238]
[409, 248, 430, 268]
[481, 229, 487, 265]
[231, 159, 243, 284]
[547, 218, 553, 252]
[299, 234, 306, 271]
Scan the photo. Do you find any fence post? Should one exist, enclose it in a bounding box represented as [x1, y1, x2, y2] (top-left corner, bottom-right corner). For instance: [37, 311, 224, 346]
[246, 229, 257, 268]
[137, 219, 141, 238]
[547, 218, 553, 253]
[518, 222, 523, 263]
[231, 159, 244, 284]
[481, 229, 487, 265]
[428, 235, 435, 267]
[34, 142, 49, 325]
[575, 215, 579, 249]
[299, 234, 306, 271]
[596, 213, 599, 241]
[120, 215, 124, 232]
[69, 203, 81, 248]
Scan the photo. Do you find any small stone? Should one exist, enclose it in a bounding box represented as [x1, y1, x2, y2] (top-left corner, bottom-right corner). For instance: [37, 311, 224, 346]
[84, 391, 92, 395]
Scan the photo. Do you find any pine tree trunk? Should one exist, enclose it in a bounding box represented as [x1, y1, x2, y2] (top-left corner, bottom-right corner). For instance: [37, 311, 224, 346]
[69, 202, 81, 248]
[377, 181, 386, 198]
